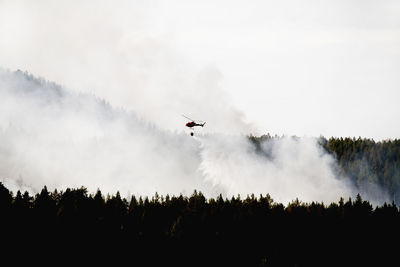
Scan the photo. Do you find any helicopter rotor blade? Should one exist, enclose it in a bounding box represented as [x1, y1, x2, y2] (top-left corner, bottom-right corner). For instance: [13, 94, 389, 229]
[182, 114, 195, 121]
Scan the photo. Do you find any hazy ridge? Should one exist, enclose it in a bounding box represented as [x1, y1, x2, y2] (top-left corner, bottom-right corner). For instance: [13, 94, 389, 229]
[0, 69, 397, 205]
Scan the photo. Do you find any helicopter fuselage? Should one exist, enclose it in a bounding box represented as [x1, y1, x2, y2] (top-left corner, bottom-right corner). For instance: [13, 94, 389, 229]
[186, 121, 204, 128]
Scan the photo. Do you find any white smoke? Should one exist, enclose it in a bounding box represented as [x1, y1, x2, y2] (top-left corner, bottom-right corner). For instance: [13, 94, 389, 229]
[0, 69, 206, 197]
[1, 0, 399, 140]
[0, 0, 258, 136]
[0, 68, 378, 205]
[198, 134, 354, 204]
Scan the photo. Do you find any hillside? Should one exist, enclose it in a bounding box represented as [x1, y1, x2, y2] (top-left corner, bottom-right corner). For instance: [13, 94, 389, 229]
[250, 134, 400, 204]
[1, 68, 399, 265]
[1, 68, 398, 206]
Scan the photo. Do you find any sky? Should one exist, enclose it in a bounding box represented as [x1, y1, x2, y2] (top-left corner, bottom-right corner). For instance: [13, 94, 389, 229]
[1, 0, 399, 139]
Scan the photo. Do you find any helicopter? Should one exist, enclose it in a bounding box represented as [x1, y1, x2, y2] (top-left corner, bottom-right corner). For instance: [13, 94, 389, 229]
[182, 115, 206, 136]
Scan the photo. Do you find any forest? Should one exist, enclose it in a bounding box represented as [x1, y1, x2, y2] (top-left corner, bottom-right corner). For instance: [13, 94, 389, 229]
[1, 136, 399, 266]
[1, 183, 399, 265]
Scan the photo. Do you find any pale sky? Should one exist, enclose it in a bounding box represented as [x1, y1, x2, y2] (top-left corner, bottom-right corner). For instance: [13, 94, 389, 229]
[1, 0, 399, 140]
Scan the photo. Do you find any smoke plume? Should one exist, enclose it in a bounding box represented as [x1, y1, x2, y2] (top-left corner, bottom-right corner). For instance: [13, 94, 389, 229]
[0, 69, 389, 205]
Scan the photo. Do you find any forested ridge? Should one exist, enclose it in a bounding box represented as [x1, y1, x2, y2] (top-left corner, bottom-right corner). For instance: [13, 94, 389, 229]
[250, 134, 400, 204]
[323, 137, 400, 196]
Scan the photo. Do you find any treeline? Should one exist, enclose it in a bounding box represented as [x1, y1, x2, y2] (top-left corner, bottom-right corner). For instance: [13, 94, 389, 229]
[250, 135, 400, 204]
[1, 182, 399, 266]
